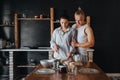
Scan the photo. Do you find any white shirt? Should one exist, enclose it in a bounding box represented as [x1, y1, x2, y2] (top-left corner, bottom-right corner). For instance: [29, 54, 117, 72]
[72, 24, 89, 55]
[50, 26, 76, 60]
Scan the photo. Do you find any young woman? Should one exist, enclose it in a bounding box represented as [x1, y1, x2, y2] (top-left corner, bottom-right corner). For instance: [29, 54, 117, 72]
[50, 15, 76, 60]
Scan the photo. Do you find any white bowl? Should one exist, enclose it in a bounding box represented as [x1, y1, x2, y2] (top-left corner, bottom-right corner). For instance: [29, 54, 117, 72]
[40, 59, 55, 68]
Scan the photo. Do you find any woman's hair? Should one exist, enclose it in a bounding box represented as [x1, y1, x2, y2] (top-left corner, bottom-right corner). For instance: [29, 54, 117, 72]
[59, 14, 69, 20]
[75, 7, 85, 16]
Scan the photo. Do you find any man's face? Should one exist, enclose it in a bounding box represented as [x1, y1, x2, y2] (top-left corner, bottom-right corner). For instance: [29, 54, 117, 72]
[60, 18, 69, 28]
[74, 14, 85, 25]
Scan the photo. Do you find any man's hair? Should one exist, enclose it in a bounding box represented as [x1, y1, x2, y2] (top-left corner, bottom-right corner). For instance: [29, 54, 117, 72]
[75, 7, 85, 16]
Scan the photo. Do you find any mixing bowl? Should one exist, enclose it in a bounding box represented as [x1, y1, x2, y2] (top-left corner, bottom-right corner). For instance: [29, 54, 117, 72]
[40, 59, 55, 68]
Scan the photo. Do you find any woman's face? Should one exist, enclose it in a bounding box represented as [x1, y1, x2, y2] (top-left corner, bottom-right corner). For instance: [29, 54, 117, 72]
[60, 18, 69, 28]
[74, 14, 85, 25]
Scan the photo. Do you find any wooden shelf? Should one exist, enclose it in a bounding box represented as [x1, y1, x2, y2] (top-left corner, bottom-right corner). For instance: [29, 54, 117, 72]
[0, 24, 14, 27]
[14, 8, 54, 48]
[69, 21, 75, 23]
[0, 75, 9, 77]
[54, 20, 75, 23]
[1, 64, 9, 66]
[17, 65, 36, 68]
[17, 18, 50, 20]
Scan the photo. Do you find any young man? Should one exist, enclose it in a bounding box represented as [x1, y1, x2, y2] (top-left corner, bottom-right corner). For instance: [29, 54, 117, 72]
[71, 8, 95, 62]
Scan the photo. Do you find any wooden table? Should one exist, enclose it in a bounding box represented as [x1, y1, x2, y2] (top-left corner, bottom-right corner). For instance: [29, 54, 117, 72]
[25, 62, 109, 80]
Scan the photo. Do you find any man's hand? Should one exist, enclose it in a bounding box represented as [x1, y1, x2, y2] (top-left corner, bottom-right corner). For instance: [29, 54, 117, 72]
[71, 41, 78, 47]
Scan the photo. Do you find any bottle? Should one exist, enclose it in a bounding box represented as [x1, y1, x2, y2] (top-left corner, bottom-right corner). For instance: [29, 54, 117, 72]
[40, 14, 43, 19]
[53, 59, 59, 70]
[74, 53, 81, 62]
[74, 66, 78, 75]
[6, 58, 9, 65]
[87, 49, 94, 62]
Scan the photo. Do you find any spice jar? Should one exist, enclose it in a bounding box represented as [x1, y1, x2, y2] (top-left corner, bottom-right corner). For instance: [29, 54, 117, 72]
[40, 14, 43, 19]
[59, 65, 67, 73]
[53, 59, 60, 70]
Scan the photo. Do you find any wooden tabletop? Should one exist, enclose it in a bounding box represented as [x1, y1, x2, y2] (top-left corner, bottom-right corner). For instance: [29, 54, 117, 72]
[25, 62, 109, 80]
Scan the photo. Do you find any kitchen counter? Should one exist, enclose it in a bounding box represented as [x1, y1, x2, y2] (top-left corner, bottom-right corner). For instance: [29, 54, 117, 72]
[0, 47, 53, 51]
[0, 47, 53, 80]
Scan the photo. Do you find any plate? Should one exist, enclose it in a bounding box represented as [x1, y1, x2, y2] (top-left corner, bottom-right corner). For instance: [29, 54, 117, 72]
[79, 68, 100, 74]
[36, 69, 55, 74]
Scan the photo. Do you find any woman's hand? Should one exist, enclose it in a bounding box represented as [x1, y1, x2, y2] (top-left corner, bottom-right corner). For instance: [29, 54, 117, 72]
[53, 45, 59, 52]
[67, 52, 73, 58]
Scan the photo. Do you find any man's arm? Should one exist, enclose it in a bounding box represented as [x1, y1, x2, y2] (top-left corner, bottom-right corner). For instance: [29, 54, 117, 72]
[71, 25, 95, 48]
[77, 25, 95, 48]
